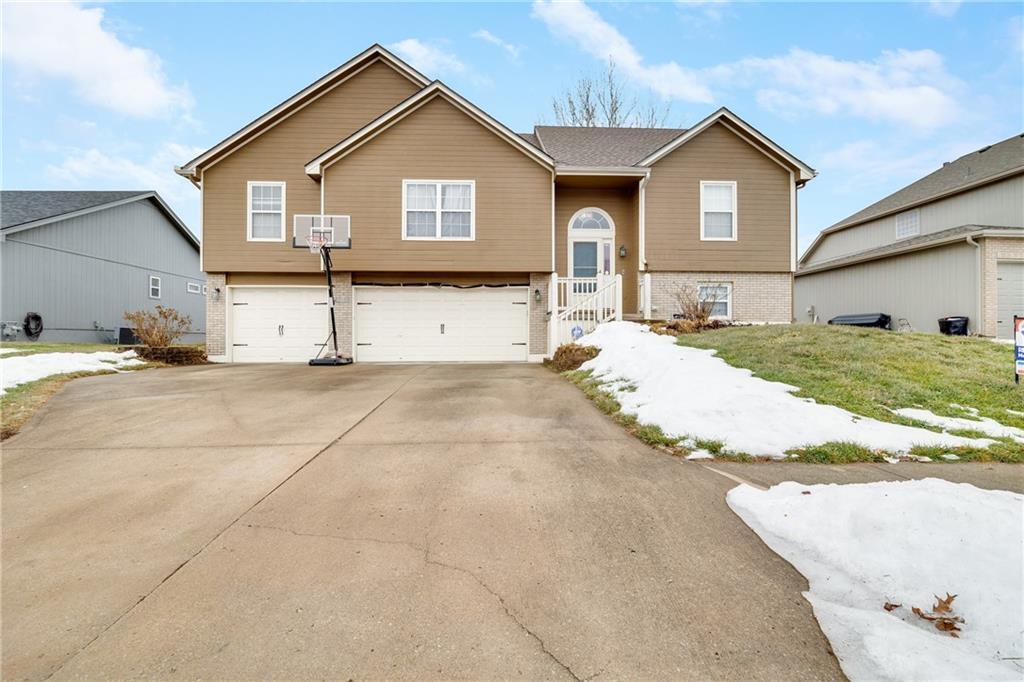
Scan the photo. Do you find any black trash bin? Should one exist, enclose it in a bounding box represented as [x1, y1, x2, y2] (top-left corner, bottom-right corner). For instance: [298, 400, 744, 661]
[938, 316, 969, 335]
[828, 313, 892, 329]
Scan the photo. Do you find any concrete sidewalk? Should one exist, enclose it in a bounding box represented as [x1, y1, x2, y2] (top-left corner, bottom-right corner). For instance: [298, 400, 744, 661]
[3, 362, 845, 680]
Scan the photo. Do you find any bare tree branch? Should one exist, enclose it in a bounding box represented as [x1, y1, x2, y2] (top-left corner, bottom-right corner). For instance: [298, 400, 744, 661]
[552, 58, 672, 128]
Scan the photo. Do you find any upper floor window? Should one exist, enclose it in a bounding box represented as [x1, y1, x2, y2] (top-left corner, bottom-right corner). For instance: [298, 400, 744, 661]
[403, 180, 475, 240]
[895, 209, 920, 239]
[247, 181, 286, 241]
[186, 282, 202, 294]
[569, 209, 613, 232]
[149, 275, 162, 299]
[700, 181, 737, 241]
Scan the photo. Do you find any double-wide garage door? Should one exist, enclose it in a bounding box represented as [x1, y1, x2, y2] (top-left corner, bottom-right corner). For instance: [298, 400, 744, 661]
[230, 285, 530, 362]
[354, 286, 529, 362]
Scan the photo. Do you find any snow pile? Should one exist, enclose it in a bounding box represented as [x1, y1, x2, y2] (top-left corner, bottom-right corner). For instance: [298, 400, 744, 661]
[0, 348, 21, 356]
[579, 322, 993, 457]
[728, 479, 1023, 681]
[894, 406, 1024, 444]
[1, 350, 143, 394]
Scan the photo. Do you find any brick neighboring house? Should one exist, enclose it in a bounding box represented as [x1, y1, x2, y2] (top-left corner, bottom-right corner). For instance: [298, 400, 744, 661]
[795, 134, 1024, 339]
[176, 44, 815, 363]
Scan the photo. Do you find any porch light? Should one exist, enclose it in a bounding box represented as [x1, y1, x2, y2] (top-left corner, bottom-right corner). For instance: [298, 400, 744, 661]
[534, 288, 542, 303]
[619, 245, 628, 258]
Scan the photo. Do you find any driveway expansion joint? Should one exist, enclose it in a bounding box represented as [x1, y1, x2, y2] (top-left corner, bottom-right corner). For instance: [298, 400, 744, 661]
[248, 523, 585, 681]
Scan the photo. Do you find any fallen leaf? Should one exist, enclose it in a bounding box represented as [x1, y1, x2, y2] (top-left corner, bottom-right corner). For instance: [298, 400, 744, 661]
[884, 602, 901, 612]
[912, 606, 938, 621]
[933, 593, 957, 613]
[801, 491, 812, 495]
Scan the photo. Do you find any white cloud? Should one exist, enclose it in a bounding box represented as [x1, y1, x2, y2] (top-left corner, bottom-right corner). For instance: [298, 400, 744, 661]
[473, 29, 522, 60]
[711, 48, 964, 132]
[531, 0, 713, 103]
[676, 0, 730, 22]
[46, 142, 203, 231]
[820, 137, 984, 193]
[1, 0, 192, 118]
[926, 1, 962, 17]
[388, 39, 466, 76]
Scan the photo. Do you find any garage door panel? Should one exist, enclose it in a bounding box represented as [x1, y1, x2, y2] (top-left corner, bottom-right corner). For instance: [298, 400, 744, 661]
[996, 262, 1024, 340]
[354, 287, 529, 362]
[231, 288, 329, 362]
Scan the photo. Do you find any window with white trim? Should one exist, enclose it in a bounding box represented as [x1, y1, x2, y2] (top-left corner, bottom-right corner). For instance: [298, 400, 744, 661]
[247, 181, 286, 241]
[202, 285, 208, 295]
[700, 181, 737, 240]
[403, 180, 474, 240]
[187, 282, 202, 294]
[149, 275, 162, 299]
[895, 209, 920, 239]
[697, 282, 731, 319]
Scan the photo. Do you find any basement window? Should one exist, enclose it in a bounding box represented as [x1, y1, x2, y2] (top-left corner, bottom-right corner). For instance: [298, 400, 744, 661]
[895, 210, 920, 239]
[698, 282, 732, 320]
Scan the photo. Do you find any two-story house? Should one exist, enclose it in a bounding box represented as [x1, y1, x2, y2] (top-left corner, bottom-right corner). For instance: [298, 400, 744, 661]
[795, 134, 1024, 339]
[176, 45, 815, 362]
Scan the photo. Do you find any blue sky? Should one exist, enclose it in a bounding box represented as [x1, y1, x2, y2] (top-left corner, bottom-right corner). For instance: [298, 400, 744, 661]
[2, 1, 1021, 254]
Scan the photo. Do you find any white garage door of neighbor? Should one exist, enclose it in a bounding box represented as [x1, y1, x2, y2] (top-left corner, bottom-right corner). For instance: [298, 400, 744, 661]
[354, 286, 529, 362]
[231, 287, 330, 362]
[996, 261, 1024, 340]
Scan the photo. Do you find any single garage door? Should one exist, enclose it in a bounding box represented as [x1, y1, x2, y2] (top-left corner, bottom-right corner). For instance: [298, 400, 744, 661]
[354, 286, 529, 362]
[996, 262, 1024, 340]
[231, 287, 330, 362]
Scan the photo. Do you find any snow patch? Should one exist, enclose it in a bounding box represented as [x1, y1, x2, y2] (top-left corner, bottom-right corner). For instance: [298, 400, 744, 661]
[1, 351, 143, 394]
[728, 479, 1023, 681]
[0, 348, 20, 356]
[579, 322, 993, 457]
[894, 407, 1024, 443]
[685, 449, 714, 460]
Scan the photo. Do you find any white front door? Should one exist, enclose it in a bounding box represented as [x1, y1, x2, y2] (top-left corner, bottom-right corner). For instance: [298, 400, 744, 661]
[230, 287, 330, 362]
[354, 286, 529, 362]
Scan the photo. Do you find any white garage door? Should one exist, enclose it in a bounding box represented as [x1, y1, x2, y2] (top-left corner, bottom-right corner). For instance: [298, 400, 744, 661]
[354, 286, 529, 362]
[996, 262, 1024, 340]
[231, 287, 330, 362]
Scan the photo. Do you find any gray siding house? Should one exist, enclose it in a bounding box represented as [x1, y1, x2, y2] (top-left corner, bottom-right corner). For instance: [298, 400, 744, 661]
[795, 134, 1024, 339]
[1, 191, 205, 343]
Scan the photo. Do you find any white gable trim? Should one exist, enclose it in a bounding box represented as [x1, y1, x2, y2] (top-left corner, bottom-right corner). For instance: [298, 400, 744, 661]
[175, 45, 430, 177]
[306, 82, 554, 177]
[639, 107, 816, 182]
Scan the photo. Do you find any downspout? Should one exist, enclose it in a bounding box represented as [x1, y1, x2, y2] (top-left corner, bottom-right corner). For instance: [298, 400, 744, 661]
[966, 234, 981, 336]
[639, 171, 652, 318]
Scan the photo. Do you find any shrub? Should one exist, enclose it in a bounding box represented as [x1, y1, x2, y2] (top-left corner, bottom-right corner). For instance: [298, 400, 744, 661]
[132, 345, 207, 365]
[123, 306, 192, 348]
[546, 343, 600, 372]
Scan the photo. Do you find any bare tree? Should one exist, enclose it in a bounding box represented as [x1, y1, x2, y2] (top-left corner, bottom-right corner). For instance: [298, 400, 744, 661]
[553, 59, 670, 128]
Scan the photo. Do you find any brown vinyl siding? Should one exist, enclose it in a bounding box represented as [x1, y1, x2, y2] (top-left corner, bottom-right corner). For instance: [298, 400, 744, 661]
[322, 96, 553, 272]
[554, 184, 639, 314]
[645, 122, 792, 272]
[202, 60, 421, 273]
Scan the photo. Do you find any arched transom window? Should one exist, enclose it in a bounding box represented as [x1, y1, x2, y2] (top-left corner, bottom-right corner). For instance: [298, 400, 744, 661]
[569, 208, 613, 232]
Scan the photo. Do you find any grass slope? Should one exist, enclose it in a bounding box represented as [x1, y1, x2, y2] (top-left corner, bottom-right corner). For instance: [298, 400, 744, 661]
[0, 342, 117, 357]
[675, 325, 1023, 462]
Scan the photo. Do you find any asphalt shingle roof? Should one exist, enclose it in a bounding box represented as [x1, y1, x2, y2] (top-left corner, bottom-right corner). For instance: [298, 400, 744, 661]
[530, 126, 687, 167]
[1, 190, 151, 230]
[829, 133, 1024, 231]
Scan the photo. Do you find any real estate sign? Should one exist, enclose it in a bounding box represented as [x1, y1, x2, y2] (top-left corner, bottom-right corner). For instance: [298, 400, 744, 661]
[1016, 316, 1024, 383]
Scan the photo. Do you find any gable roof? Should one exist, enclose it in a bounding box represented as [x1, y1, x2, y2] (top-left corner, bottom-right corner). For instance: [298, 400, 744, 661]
[532, 126, 686, 167]
[176, 44, 429, 178]
[0, 190, 198, 250]
[800, 133, 1024, 264]
[304, 81, 554, 177]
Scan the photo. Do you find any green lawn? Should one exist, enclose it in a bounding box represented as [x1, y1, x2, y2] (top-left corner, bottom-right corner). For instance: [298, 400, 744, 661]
[0, 342, 118, 357]
[674, 325, 1023, 462]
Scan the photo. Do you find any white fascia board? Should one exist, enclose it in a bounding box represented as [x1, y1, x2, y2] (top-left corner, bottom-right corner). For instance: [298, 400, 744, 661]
[306, 82, 554, 177]
[176, 45, 430, 176]
[555, 166, 650, 177]
[639, 107, 816, 182]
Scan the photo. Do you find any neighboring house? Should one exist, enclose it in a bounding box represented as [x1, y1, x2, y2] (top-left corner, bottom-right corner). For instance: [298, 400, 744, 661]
[175, 44, 815, 363]
[795, 134, 1024, 339]
[0, 191, 206, 343]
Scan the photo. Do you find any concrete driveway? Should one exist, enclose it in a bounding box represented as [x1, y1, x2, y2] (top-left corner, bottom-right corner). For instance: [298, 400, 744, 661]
[3, 362, 845, 680]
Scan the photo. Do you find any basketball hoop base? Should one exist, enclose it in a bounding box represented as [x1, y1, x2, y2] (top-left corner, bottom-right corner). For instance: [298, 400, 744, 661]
[309, 356, 353, 366]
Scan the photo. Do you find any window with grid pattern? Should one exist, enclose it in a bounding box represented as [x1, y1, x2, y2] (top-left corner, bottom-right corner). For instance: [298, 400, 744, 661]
[248, 182, 285, 241]
[700, 181, 736, 240]
[895, 210, 920, 239]
[404, 181, 474, 239]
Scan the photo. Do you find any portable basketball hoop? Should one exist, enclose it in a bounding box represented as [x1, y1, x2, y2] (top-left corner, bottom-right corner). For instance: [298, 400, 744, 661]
[306, 233, 353, 366]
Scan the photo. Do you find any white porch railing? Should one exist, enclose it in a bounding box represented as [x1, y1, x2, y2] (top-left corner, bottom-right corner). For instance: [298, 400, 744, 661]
[555, 274, 622, 345]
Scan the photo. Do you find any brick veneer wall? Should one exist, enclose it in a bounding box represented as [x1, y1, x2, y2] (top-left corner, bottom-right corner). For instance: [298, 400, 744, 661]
[529, 273, 550, 357]
[205, 273, 226, 358]
[330, 272, 354, 357]
[980, 237, 1024, 337]
[648, 272, 793, 323]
